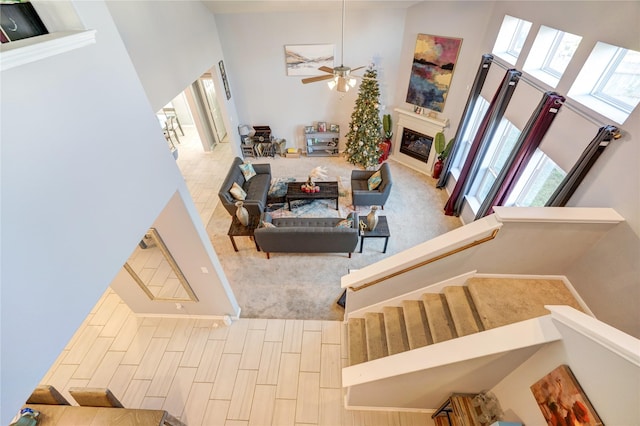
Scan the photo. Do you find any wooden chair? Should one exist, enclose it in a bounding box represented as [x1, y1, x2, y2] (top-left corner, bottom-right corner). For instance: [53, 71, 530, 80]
[68, 387, 124, 408]
[163, 107, 184, 136]
[26, 385, 70, 405]
[164, 116, 181, 145]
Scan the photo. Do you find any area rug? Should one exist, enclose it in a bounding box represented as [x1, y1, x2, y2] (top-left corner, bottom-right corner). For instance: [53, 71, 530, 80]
[206, 160, 462, 321]
[206, 202, 353, 321]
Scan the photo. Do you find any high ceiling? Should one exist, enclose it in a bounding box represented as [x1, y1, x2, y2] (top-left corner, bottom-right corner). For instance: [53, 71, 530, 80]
[202, 0, 423, 14]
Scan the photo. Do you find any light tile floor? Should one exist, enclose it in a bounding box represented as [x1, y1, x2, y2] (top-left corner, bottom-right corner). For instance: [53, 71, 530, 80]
[40, 128, 434, 425]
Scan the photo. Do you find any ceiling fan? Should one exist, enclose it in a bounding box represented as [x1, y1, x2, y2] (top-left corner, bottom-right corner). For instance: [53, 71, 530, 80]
[301, 0, 365, 92]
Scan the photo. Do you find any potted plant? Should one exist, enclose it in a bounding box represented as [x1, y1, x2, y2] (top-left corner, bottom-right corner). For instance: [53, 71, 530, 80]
[379, 114, 393, 163]
[433, 131, 454, 179]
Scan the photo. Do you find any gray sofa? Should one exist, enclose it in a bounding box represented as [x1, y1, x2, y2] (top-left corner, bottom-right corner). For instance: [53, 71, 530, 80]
[254, 212, 359, 258]
[351, 162, 393, 208]
[218, 157, 272, 218]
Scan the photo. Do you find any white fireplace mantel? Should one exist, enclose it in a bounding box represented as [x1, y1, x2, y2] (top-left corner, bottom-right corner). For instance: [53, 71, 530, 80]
[392, 108, 449, 176]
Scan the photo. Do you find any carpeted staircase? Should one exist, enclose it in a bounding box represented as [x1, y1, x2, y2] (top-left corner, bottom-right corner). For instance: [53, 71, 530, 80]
[348, 277, 585, 365]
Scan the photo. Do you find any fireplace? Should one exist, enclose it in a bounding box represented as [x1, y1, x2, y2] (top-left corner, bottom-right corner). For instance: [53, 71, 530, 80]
[400, 128, 433, 163]
[393, 108, 448, 175]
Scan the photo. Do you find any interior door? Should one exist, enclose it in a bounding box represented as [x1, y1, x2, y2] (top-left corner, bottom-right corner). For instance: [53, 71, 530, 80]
[197, 75, 227, 143]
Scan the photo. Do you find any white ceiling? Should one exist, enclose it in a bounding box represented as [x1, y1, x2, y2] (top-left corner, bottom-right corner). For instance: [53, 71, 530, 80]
[202, 0, 423, 14]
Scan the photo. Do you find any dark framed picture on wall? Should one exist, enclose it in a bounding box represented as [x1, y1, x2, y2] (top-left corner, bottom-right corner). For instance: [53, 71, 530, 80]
[218, 60, 231, 100]
[0, 2, 48, 43]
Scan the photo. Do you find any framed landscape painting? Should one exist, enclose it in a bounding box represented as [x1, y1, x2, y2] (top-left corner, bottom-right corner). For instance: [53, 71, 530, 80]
[530, 365, 604, 426]
[285, 44, 334, 76]
[406, 34, 462, 113]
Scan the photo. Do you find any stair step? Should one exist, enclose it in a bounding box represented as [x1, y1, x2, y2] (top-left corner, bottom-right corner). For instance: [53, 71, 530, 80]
[347, 318, 368, 366]
[467, 277, 585, 330]
[383, 306, 410, 355]
[364, 312, 388, 361]
[443, 286, 482, 337]
[422, 293, 456, 343]
[401, 300, 432, 349]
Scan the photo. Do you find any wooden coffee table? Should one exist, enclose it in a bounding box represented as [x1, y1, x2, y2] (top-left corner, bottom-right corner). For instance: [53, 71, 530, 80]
[228, 215, 261, 252]
[359, 215, 390, 253]
[285, 181, 339, 210]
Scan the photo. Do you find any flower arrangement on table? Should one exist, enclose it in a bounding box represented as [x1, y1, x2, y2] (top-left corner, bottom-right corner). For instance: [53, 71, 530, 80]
[301, 166, 328, 192]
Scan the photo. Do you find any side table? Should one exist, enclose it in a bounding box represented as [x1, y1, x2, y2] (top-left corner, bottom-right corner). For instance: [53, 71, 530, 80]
[359, 215, 390, 253]
[228, 215, 260, 252]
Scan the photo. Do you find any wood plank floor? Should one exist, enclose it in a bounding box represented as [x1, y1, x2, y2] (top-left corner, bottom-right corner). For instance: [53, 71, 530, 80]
[41, 288, 432, 425]
[39, 128, 434, 425]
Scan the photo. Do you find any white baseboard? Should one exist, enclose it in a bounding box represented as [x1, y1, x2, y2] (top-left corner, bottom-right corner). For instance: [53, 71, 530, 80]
[344, 403, 435, 414]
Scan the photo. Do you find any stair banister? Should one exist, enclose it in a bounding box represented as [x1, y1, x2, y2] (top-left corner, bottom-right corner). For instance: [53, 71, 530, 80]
[547, 305, 640, 366]
[346, 228, 500, 292]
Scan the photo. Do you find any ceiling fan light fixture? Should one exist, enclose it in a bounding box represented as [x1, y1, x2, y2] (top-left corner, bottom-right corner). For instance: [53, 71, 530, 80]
[327, 78, 337, 90]
[337, 78, 349, 92]
[348, 77, 356, 88]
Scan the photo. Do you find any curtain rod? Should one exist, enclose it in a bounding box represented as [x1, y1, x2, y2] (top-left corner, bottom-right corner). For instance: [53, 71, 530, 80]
[490, 56, 611, 128]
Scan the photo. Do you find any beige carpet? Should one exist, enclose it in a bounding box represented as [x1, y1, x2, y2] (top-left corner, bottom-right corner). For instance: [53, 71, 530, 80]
[206, 155, 462, 320]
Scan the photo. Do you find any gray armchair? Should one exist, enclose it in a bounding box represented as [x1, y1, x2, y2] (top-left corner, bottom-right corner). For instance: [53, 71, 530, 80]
[351, 162, 392, 208]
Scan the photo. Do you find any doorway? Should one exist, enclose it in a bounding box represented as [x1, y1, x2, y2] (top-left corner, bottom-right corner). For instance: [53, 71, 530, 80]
[194, 72, 227, 146]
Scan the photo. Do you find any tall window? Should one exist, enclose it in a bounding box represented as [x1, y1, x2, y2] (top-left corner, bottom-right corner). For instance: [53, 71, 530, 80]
[506, 20, 530, 58]
[492, 15, 532, 65]
[568, 42, 640, 124]
[591, 48, 640, 113]
[541, 31, 582, 78]
[523, 26, 582, 88]
[506, 149, 567, 207]
[452, 96, 490, 172]
[469, 119, 521, 206]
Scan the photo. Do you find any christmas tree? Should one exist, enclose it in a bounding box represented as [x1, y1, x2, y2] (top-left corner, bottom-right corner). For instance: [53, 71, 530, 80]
[344, 66, 383, 169]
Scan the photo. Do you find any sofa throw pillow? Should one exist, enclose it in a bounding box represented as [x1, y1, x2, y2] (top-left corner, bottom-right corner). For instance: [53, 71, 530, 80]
[336, 219, 353, 228]
[239, 162, 256, 181]
[230, 182, 247, 201]
[367, 170, 382, 190]
[260, 221, 276, 228]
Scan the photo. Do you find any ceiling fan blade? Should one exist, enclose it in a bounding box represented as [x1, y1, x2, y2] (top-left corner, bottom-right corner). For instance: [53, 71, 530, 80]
[302, 74, 335, 84]
[318, 66, 335, 74]
[350, 66, 366, 72]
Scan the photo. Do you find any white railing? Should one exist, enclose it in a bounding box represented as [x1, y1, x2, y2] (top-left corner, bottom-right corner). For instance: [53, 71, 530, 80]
[547, 305, 640, 366]
[341, 207, 624, 317]
[343, 315, 562, 410]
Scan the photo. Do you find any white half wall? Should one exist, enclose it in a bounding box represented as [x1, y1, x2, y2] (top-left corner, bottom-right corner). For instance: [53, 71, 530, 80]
[110, 191, 240, 317]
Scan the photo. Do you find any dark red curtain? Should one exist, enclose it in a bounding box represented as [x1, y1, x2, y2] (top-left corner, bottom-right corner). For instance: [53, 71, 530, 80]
[476, 92, 566, 218]
[444, 69, 521, 216]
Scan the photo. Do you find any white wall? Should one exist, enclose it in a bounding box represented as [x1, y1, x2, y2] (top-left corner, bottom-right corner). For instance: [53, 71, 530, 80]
[395, 1, 640, 336]
[213, 6, 407, 152]
[106, 1, 223, 112]
[487, 1, 640, 235]
[395, 1, 497, 139]
[474, 0, 640, 340]
[0, 1, 237, 420]
[107, 1, 242, 151]
[492, 320, 640, 425]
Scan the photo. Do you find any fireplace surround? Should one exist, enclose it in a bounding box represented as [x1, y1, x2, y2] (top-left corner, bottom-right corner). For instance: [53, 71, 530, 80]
[392, 108, 448, 176]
